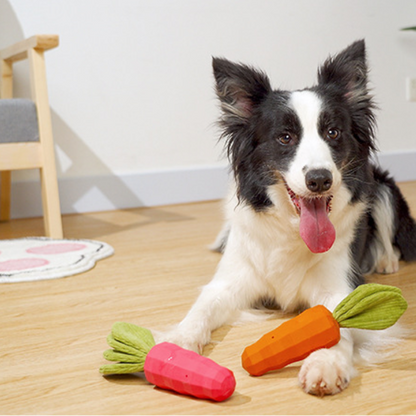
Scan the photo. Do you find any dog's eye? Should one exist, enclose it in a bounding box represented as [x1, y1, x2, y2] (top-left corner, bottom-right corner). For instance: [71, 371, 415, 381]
[327, 129, 340, 140]
[277, 133, 295, 145]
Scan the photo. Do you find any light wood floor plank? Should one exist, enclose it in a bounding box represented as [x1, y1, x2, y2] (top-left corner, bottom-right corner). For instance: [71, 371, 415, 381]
[1, 182, 416, 414]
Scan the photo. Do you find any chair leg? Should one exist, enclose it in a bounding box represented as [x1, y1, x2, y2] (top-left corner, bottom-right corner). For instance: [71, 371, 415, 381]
[1, 38, 62, 236]
[29, 47, 63, 239]
[40, 166, 63, 238]
[1, 60, 13, 223]
[0, 171, 11, 222]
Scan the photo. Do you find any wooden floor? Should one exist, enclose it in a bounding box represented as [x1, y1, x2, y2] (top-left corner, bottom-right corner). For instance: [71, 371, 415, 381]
[1, 182, 416, 415]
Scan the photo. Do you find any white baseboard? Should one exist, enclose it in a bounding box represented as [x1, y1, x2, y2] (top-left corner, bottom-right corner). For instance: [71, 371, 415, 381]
[375, 151, 416, 182]
[7, 150, 416, 219]
[9, 165, 230, 219]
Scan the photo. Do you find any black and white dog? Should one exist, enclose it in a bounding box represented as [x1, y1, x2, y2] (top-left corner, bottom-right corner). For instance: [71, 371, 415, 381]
[162, 40, 416, 395]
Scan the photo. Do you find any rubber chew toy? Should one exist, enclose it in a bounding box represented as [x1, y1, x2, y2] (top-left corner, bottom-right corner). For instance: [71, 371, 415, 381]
[242, 284, 407, 376]
[99, 322, 236, 402]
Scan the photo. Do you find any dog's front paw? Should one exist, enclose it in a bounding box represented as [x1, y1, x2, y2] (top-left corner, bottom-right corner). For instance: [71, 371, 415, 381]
[375, 247, 400, 274]
[153, 328, 204, 354]
[298, 349, 356, 396]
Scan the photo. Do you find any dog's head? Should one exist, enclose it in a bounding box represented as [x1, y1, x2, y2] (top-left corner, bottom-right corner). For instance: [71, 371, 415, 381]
[213, 40, 376, 253]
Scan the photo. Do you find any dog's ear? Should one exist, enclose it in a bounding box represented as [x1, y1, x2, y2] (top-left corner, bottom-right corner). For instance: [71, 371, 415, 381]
[318, 40, 376, 150]
[212, 57, 271, 123]
[317, 40, 369, 102]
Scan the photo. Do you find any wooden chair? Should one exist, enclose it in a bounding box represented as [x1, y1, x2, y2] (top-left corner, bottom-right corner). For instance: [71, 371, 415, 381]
[0, 35, 63, 238]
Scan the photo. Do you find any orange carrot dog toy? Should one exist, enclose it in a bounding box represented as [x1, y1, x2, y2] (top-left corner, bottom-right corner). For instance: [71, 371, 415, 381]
[242, 284, 407, 376]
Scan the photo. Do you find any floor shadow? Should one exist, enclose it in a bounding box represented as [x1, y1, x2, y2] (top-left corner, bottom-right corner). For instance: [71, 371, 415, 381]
[376, 356, 416, 373]
[62, 206, 195, 240]
[102, 372, 149, 386]
[202, 325, 233, 357]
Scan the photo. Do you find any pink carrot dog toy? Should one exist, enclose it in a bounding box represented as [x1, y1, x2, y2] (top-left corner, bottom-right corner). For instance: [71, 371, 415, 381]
[99, 322, 236, 402]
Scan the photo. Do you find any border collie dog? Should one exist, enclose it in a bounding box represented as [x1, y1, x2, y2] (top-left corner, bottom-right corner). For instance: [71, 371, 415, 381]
[162, 40, 416, 395]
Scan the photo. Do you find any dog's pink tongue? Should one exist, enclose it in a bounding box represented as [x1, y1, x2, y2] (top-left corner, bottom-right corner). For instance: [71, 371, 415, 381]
[299, 198, 336, 253]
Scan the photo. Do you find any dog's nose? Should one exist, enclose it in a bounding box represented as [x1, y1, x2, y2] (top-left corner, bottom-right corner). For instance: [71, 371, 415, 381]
[305, 169, 333, 193]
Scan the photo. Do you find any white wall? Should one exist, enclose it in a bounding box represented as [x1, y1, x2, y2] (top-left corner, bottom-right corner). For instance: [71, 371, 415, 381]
[1, 0, 416, 217]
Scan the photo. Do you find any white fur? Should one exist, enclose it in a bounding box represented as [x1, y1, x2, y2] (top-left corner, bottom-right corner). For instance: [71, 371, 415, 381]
[286, 91, 341, 196]
[159, 91, 400, 396]
[371, 185, 400, 274]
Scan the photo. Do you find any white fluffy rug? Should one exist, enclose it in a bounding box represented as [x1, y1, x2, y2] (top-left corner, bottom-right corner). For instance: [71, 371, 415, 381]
[0, 237, 114, 283]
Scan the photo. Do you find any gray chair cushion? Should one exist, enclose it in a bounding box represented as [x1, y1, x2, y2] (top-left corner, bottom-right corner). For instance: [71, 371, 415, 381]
[0, 99, 39, 143]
